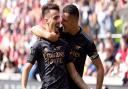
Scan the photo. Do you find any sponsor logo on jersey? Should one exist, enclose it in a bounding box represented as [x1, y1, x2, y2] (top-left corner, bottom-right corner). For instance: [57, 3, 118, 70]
[43, 46, 64, 64]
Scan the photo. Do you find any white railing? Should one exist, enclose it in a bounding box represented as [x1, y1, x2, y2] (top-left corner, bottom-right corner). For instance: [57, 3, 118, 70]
[98, 34, 122, 39]
[0, 73, 124, 86]
[83, 76, 123, 86]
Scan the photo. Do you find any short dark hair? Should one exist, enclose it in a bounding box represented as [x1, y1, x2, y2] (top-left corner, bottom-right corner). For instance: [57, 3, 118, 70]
[63, 4, 79, 19]
[41, 3, 59, 18]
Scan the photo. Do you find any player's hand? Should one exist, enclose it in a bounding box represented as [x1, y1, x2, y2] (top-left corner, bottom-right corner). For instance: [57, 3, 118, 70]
[45, 31, 60, 42]
[46, 16, 56, 32]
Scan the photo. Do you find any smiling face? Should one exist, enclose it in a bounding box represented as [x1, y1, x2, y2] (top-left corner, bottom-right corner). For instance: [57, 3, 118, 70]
[61, 12, 77, 32]
[41, 3, 61, 32]
[61, 12, 70, 32]
[61, 4, 79, 33]
[45, 9, 60, 29]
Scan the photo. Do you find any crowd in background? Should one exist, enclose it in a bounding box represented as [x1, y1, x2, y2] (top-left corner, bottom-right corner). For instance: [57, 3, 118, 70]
[0, 0, 128, 84]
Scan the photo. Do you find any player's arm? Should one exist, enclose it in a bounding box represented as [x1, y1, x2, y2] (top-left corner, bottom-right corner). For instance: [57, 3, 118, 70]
[21, 63, 33, 89]
[31, 25, 56, 39]
[66, 63, 90, 89]
[21, 41, 39, 89]
[92, 57, 104, 89]
[31, 25, 46, 37]
[31, 25, 59, 42]
[87, 40, 104, 89]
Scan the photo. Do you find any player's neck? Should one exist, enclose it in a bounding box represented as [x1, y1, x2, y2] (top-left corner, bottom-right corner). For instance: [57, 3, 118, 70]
[69, 26, 80, 35]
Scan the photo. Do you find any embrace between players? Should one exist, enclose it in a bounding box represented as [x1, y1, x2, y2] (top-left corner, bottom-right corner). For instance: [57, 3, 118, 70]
[21, 3, 104, 89]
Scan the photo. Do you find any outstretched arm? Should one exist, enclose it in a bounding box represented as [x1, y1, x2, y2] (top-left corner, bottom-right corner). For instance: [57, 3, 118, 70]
[92, 57, 104, 89]
[67, 63, 90, 89]
[21, 63, 33, 89]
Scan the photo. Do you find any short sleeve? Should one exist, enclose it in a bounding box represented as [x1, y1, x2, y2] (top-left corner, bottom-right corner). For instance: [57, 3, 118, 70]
[87, 42, 99, 60]
[27, 42, 40, 65]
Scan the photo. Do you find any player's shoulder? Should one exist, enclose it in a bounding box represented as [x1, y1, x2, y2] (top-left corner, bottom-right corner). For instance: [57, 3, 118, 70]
[31, 40, 42, 49]
[32, 39, 50, 49]
[59, 38, 69, 45]
[80, 28, 94, 43]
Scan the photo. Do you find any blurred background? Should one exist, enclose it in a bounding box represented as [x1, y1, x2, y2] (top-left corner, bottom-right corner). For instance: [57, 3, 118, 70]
[0, 0, 128, 89]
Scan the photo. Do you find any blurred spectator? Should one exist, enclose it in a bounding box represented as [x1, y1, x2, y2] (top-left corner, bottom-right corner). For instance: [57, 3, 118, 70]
[103, 35, 116, 75]
[123, 70, 128, 85]
[107, 35, 128, 78]
[115, 35, 128, 63]
[123, 22, 128, 35]
[117, 0, 128, 9]
[96, 0, 116, 37]
[114, 14, 124, 34]
[79, 0, 90, 27]
[88, 12, 100, 38]
[3, 61, 18, 73]
[85, 63, 97, 76]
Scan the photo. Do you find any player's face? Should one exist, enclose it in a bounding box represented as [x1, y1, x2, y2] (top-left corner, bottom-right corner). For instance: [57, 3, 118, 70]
[45, 9, 61, 29]
[61, 12, 76, 32]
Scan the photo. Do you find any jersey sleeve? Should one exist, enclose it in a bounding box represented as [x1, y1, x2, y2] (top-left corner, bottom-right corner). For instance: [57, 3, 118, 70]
[27, 41, 40, 65]
[86, 42, 99, 61]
